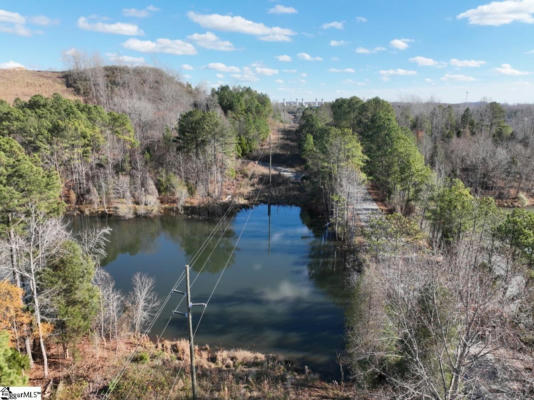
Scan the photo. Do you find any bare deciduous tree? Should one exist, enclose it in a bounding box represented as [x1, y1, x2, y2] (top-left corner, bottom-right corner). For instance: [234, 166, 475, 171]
[128, 273, 159, 335]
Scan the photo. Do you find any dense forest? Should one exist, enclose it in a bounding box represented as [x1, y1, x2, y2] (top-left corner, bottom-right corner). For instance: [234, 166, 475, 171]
[393, 101, 534, 201]
[1, 66, 272, 218]
[1, 63, 533, 398]
[296, 96, 534, 398]
[0, 65, 273, 386]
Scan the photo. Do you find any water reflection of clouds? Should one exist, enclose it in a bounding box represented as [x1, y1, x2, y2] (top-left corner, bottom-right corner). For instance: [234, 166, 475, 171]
[271, 226, 311, 243]
[262, 280, 311, 301]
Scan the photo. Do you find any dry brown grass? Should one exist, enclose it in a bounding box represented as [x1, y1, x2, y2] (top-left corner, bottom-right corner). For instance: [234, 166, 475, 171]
[0, 69, 81, 104]
[29, 335, 354, 400]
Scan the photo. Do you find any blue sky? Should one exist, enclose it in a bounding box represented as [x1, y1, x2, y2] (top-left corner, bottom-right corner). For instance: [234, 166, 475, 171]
[1, 0, 533, 103]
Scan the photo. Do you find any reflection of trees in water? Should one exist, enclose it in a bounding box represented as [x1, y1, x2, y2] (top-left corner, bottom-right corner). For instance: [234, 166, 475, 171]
[160, 216, 236, 273]
[70, 215, 236, 273]
[306, 238, 353, 308]
[71, 216, 163, 265]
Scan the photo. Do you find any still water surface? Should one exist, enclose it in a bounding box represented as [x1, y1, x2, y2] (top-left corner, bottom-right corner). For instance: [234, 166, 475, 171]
[72, 205, 351, 374]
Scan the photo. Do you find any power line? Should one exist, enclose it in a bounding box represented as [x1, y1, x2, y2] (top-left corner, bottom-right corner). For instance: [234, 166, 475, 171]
[164, 154, 270, 399]
[164, 204, 257, 399]
[106, 149, 269, 399]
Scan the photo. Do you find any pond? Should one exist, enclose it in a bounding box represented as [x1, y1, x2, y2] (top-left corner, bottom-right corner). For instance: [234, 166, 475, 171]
[71, 205, 353, 376]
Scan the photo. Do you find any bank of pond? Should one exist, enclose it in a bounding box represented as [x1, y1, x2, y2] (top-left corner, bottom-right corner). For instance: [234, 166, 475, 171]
[71, 204, 359, 377]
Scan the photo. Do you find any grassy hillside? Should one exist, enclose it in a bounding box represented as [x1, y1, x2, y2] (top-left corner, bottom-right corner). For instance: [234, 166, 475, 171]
[0, 69, 81, 104]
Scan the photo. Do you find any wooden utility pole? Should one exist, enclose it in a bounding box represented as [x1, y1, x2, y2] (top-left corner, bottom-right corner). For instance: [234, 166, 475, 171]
[269, 131, 272, 185]
[173, 265, 206, 400]
[185, 265, 197, 400]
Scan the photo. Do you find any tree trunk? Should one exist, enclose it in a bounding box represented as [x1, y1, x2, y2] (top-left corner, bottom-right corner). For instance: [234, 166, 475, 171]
[29, 252, 48, 378]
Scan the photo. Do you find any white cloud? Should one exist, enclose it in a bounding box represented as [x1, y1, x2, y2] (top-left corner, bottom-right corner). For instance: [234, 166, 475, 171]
[297, 52, 322, 61]
[301, 73, 308, 77]
[187, 32, 235, 51]
[0, 23, 31, 36]
[343, 78, 366, 86]
[207, 62, 240, 73]
[29, 16, 58, 26]
[495, 63, 529, 75]
[231, 66, 258, 82]
[457, 0, 534, 26]
[275, 79, 284, 84]
[390, 38, 413, 50]
[63, 48, 81, 58]
[106, 53, 145, 65]
[0, 10, 58, 36]
[187, 11, 295, 42]
[268, 5, 297, 14]
[450, 58, 486, 67]
[441, 73, 476, 81]
[0, 9, 25, 25]
[380, 68, 417, 80]
[283, 69, 297, 73]
[356, 16, 367, 23]
[329, 67, 355, 73]
[0, 9, 30, 36]
[254, 66, 278, 76]
[182, 64, 194, 70]
[216, 73, 224, 79]
[123, 38, 196, 55]
[330, 40, 347, 47]
[355, 46, 385, 54]
[78, 17, 144, 36]
[0, 60, 25, 69]
[526, 49, 534, 54]
[122, 5, 159, 18]
[276, 55, 292, 62]
[409, 56, 441, 66]
[322, 20, 344, 29]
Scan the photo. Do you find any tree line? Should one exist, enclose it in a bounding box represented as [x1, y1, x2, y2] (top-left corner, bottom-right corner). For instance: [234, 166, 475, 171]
[297, 96, 534, 398]
[0, 63, 272, 384]
[1, 65, 272, 217]
[394, 101, 534, 201]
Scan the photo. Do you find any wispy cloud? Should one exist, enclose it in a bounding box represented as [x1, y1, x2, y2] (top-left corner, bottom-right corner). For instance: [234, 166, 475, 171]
[380, 68, 416, 80]
[409, 56, 443, 67]
[106, 53, 145, 65]
[330, 40, 347, 47]
[187, 32, 235, 51]
[123, 38, 196, 55]
[268, 5, 297, 14]
[207, 62, 240, 73]
[355, 46, 385, 54]
[329, 67, 355, 73]
[441, 73, 476, 81]
[495, 63, 529, 75]
[390, 38, 413, 50]
[0, 60, 25, 69]
[187, 11, 295, 42]
[449, 58, 486, 67]
[231, 66, 259, 82]
[29, 16, 59, 26]
[298, 52, 322, 61]
[78, 17, 144, 36]
[0, 9, 57, 36]
[457, 0, 534, 26]
[322, 20, 344, 29]
[122, 5, 159, 18]
[356, 16, 367, 23]
[253, 64, 279, 76]
[276, 55, 292, 62]
[182, 64, 194, 71]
